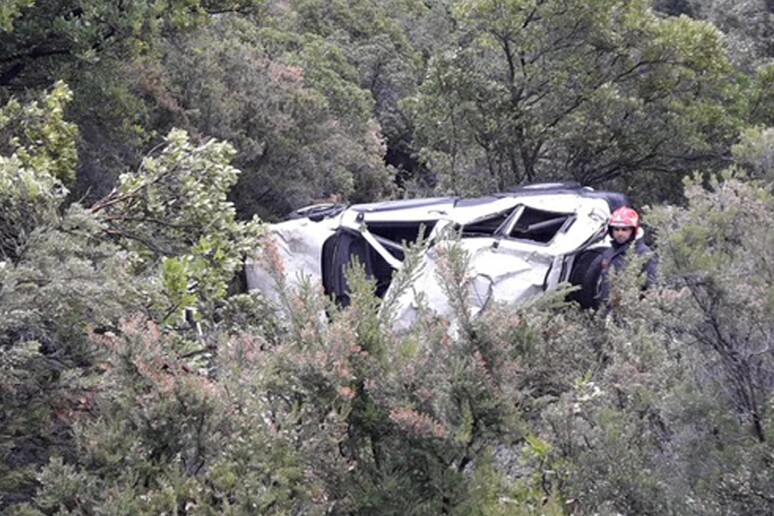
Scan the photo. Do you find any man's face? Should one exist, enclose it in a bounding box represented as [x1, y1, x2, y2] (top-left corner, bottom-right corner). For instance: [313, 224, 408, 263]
[611, 226, 634, 244]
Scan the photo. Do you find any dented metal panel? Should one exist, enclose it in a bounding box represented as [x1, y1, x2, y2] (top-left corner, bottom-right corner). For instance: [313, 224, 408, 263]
[245, 216, 339, 306]
[387, 236, 554, 330]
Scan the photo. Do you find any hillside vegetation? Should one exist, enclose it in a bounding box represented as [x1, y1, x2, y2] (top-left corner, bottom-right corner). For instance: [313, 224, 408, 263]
[1, 1, 773, 514]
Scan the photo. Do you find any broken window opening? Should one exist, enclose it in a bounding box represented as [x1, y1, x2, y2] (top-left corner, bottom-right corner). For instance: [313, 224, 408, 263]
[366, 221, 436, 260]
[322, 229, 395, 305]
[323, 222, 435, 306]
[508, 207, 573, 243]
[461, 211, 510, 236]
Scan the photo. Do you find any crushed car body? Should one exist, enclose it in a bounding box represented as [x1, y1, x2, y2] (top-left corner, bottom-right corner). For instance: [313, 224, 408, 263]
[245, 183, 629, 328]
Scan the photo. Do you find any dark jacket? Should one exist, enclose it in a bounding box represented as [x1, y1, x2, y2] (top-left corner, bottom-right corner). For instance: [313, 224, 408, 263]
[596, 236, 657, 306]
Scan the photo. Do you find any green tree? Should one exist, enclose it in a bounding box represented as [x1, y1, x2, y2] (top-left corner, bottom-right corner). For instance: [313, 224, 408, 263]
[0, 0, 33, 32]
[288, 0, 444, 186]
[1, 84, 263, 510]
[411, 0, 742, 202]
[732, 126, 774, 181]
[0, 84, 143, 507]
[534, 173, 774, 513]
[139, 14, 394, 220]
[0, 81, 76, 262]
[665, 0, 774, 72]
[0, 0, 263, 89]
[745, 63, 774, 127]
[24, 316, 308, 515]
[89, 128, 262, 322]
[0, 1, 268, 211]
[234, 239, 593, 514]
[651, 172, 774, 444]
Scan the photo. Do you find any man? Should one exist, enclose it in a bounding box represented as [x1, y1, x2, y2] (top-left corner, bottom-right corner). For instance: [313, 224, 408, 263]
[596, 206, 658, 308]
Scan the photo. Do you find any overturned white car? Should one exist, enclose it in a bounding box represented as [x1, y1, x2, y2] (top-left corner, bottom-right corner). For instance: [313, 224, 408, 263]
[246, 183, 629, 328]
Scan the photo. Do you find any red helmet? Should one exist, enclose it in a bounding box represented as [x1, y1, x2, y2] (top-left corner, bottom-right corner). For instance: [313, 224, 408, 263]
[609, 206, 639, 229]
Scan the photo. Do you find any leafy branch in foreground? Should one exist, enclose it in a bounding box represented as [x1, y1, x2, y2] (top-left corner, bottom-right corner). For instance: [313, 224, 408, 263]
[90, 128, 263, 325]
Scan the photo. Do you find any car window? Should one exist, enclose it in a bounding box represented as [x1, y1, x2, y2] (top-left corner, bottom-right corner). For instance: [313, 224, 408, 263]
[365, 221, 436, 259]
[461, 211, 510, 236]
[508, 206, 573, 243]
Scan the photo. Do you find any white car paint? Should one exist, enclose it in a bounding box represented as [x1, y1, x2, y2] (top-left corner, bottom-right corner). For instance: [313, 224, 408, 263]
[245, 186, 620, 328]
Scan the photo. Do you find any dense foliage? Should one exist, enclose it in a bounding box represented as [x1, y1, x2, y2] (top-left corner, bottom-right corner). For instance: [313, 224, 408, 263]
[1, 0, 773, 514]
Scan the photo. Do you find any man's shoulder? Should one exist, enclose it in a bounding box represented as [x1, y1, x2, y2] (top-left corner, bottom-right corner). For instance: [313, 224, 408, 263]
[634, 239, 654, 255]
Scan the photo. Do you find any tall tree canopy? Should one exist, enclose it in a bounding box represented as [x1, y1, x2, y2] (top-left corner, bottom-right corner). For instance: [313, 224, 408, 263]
[0, 0, 264, 89]
[135, 14, 395, 219]
[410, 0, 743, 201]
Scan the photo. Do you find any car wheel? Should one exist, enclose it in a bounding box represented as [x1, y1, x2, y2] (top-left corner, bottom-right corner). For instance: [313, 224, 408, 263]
[567, 249, 604, 309]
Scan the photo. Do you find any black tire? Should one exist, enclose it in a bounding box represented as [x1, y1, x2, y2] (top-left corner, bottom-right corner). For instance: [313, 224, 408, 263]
[567, 250, 604, 309]
[580, 254, 604, 309]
